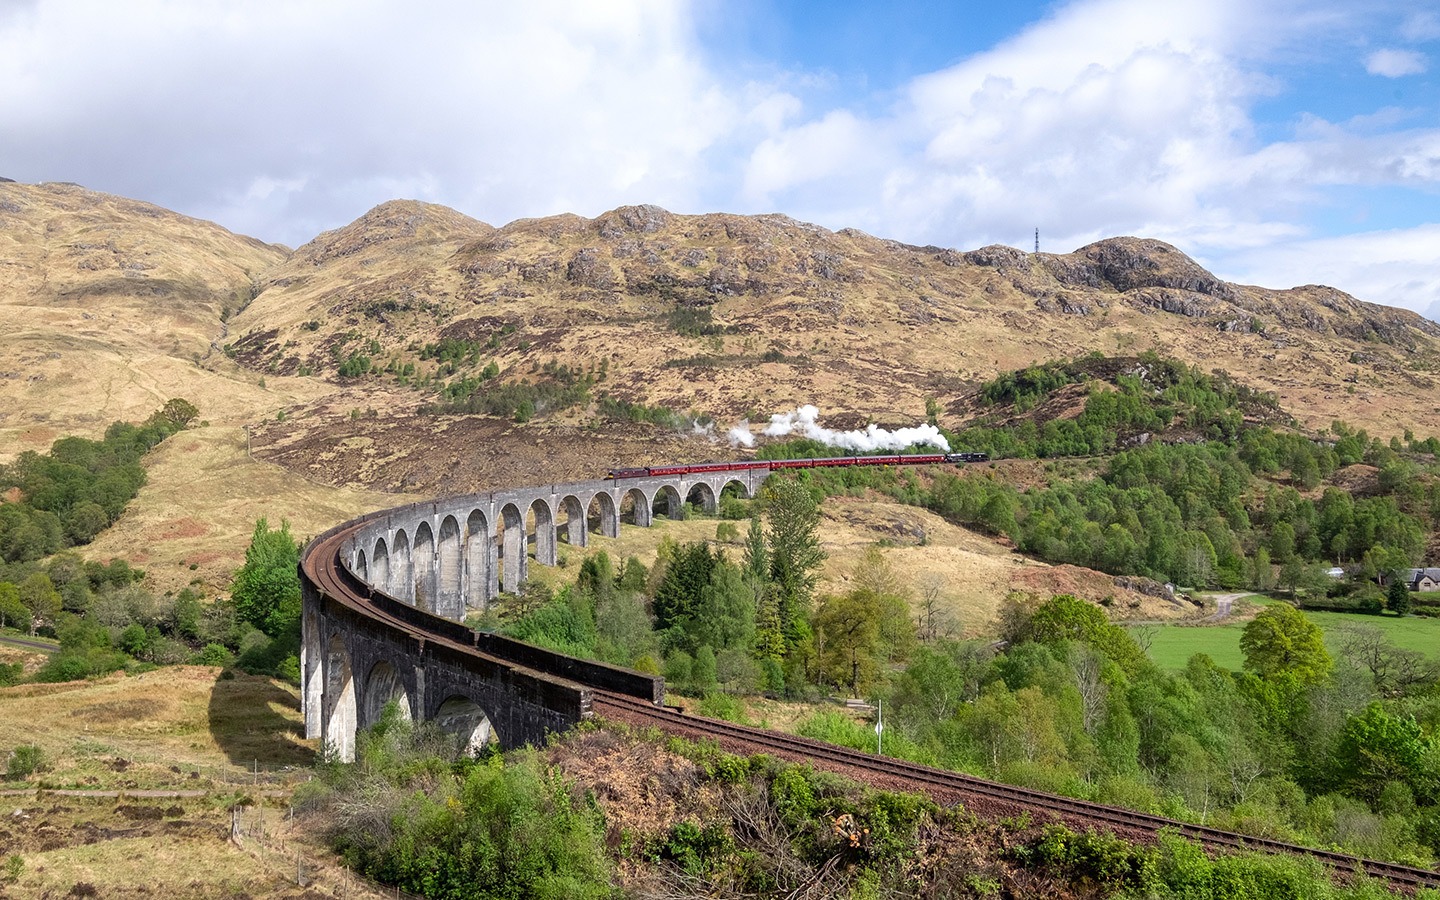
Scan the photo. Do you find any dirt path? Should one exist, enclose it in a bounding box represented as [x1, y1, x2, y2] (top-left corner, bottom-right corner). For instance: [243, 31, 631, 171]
[1203, 593, 1251, 622]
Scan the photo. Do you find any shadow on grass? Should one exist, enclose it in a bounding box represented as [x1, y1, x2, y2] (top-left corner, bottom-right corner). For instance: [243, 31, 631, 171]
[206, 671, 315, 771]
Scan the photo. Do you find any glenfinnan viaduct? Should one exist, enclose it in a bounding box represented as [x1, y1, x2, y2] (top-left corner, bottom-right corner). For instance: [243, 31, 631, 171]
[300, 467, 770, 761]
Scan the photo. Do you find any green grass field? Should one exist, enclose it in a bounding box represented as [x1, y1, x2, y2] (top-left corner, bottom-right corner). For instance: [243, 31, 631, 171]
[1132, 605, 1440, 672]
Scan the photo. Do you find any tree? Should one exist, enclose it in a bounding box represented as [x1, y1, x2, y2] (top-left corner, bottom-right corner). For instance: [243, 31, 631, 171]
[231, 518, 301, 637]
[1386, 577, 1412, 616]
[0, 583, 27, 631]
[652, 542, 718, 636]
[813, 590, 882, 696]
[1334, 702, 1431, 801]
[1025, 594, 1149, 678]
[763, 479, 825, 652]
[1334, 623, 1439, 698]
[679, 561, 755, 655]
[1239, 604, 1331, 685]
[1249, 547, 1273, 592]
[17, 573, 61, 636]
[151, 398, 199, 431]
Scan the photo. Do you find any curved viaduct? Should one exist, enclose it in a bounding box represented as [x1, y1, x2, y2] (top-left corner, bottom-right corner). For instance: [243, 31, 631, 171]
[300, 466, 769, 760]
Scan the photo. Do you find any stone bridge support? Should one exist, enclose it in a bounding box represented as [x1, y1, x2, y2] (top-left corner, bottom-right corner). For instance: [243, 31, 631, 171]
[301, 582, 592, 761]
[341, 467, 769, 622]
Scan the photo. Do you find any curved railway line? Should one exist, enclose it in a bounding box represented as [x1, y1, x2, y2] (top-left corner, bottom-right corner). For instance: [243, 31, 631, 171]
[303, 514, 1440, 893]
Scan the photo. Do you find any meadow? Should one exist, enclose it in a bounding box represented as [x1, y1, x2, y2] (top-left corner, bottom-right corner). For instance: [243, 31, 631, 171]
[1134, 600, 1440, 671]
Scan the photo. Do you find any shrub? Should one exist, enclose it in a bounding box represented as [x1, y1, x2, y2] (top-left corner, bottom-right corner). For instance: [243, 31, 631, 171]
[192, 643, 234, 667]
[7, 744, 45, 779]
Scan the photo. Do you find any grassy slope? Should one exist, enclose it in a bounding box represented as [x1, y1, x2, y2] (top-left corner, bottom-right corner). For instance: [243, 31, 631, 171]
[1136, 603, 1440, 671]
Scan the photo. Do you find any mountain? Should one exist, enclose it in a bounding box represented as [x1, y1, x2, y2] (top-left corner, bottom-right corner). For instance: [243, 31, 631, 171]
[229, 200, 1440, 461]
[0, 181, 292, 454]
[4, 181, 1440, 591]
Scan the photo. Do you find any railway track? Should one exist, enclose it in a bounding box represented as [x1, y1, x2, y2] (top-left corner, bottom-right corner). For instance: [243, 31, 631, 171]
[303, 520, 1440, 892]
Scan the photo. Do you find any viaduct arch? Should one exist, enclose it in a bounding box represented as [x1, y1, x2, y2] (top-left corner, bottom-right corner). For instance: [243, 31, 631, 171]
[301, 467, 769, 761]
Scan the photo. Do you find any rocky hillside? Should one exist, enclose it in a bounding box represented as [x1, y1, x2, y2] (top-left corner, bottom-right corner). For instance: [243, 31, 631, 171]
[6, 180, 1440, 483]
[0, 181, 294, 456]
[230, 200, 1440, 453]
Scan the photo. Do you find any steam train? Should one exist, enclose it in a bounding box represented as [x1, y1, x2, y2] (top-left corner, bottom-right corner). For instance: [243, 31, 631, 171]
[605, 451, 989, 480]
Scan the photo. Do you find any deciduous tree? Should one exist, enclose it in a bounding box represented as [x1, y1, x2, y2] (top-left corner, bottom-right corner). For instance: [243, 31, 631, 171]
[1239, 603, 1331, 685]
[231, 518, 301, 638]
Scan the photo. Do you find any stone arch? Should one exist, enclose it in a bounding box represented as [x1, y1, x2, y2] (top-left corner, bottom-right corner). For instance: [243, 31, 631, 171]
[353, 547, 368, 581]
[722, 478, 753, 501]
[391, 529, 413, 603]
[558, 494, 586, 547]
[371, 537, 390, 593]
[499, 502, 526, 592]
[465, 509, 493, 610]
[587, 491, 619, 539]
[412, 522, 437, 613]
[433, 695, 497, 754]
[302, 609, 323, 739]
[620, 487, 652, 527]
[529, 498, 556, 566]
[653, 484, 683, 520]
[323, 634, 357, 761]
[361, 660, 412, 730]
[437, 516, 463, 620]
[685, 481, 717, 515]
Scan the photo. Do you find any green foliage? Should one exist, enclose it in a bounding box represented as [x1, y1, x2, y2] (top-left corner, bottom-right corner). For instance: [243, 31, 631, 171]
[1023, 594, 1151, 678]
[814, 590, 884, 696]
[507, 595, 597, 658]
[1334, 703, 1434, 802]
[594, 394, 690, 429]
[1241, 604, 1333, 684]
[1018, 823, 1148, 888]
[762, 478, 825, 653]
[230, 518, 301, 638]
[6, 744, 46, 779]
[652, 542, 719, 638]
[0, 400, 194, 561]
[429, 364, 595, 421]
[321, 719, 614, 900]
[665, 305, 728, 337]
[1388, 579, 1413, 616]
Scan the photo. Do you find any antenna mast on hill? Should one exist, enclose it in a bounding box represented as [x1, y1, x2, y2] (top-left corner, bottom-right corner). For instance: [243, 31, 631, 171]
[1034, 228, 1039, 254]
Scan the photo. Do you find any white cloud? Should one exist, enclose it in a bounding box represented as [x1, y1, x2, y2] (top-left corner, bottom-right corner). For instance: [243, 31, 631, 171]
[1, 0, 1437, 321]
[1401, 12, 1440, 42]
[1366, 48, 1428, 78]
[0, 0, 772, 245]
[1218, 225, 1440, 318]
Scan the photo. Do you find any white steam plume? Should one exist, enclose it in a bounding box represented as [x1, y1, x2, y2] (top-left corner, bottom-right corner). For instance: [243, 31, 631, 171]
[728, 419, 756, 448]
[757, 405, 950, 452]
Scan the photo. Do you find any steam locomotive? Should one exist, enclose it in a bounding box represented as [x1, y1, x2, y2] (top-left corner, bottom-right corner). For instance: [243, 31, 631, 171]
[606, 451, 989, 480]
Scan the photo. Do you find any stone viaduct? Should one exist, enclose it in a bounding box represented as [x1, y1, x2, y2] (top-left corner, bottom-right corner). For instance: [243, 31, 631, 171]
[300, 466, 771, 760]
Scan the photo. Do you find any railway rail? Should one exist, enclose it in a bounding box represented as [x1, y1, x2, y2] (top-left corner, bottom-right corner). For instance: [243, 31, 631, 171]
[303, 511, 1440, 893]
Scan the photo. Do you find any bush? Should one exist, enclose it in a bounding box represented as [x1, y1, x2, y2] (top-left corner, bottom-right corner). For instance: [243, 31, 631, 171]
[325, 733, 614, 900]
[33, 647, 129, 682]
[6, 744, 45, 779]
[192, 643, 234, 667]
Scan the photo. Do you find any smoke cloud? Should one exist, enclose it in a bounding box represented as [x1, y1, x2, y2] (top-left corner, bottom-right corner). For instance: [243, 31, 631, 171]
[728, 405, 950, 452]
[728, 419, 756, 448]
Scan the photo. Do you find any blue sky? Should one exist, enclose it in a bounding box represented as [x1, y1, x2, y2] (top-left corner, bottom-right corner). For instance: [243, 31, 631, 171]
[2, 0, 1438, 318]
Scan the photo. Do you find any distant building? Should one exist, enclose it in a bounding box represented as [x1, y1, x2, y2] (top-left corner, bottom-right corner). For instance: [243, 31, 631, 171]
[1395, 568, 1440, 592]
[1325, 567, 1345, 579]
